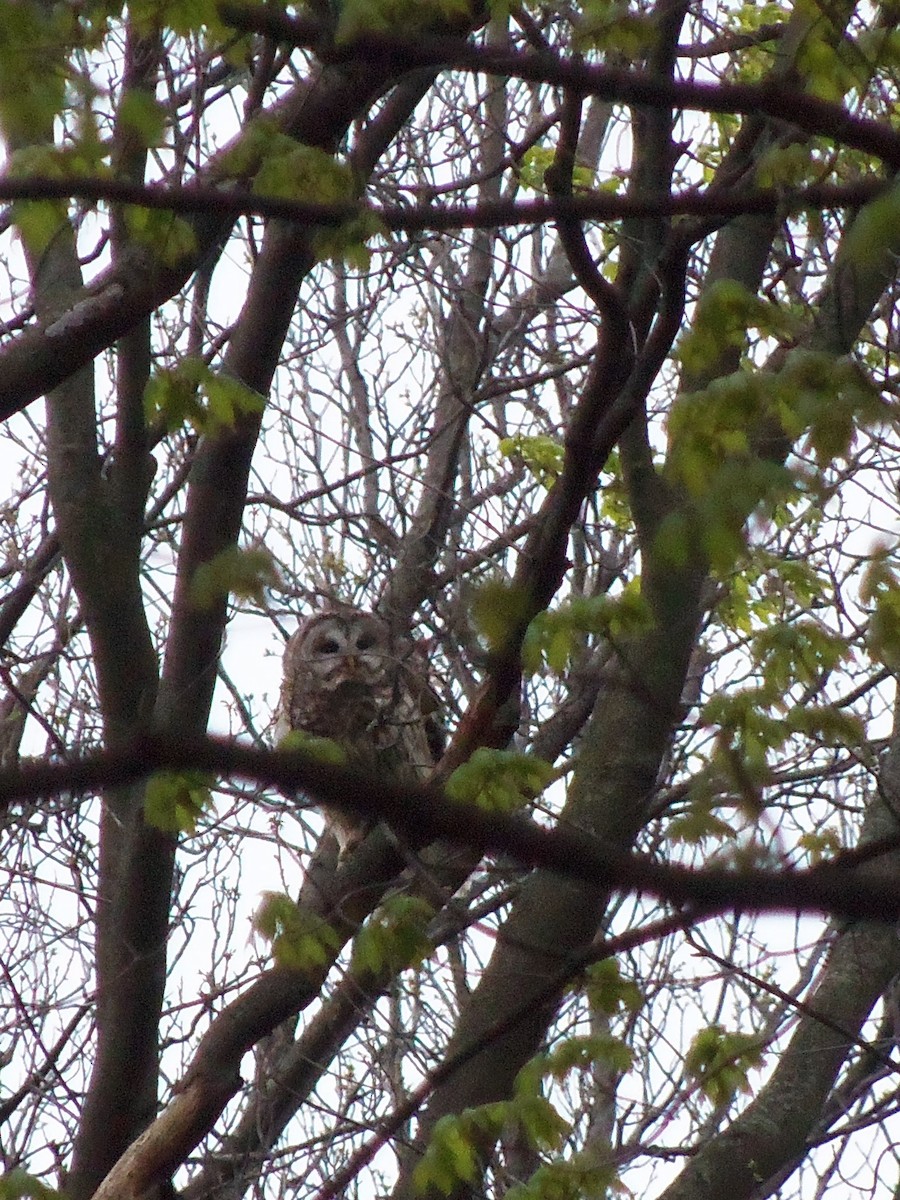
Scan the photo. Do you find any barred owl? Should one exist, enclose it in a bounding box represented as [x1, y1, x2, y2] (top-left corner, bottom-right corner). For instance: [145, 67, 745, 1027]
[275, 607, 441, 858]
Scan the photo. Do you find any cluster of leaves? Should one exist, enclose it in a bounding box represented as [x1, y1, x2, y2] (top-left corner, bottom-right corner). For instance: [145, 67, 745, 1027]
[144, 771, 213, 835]
[414, 1028, 633, 1199]
[351, 894, 436, 976]
[714, 548, 827, 638]
[252, 894, 342, 971]
[685, 1024, 766, 1107]
[667, 300, 882, 574]
[699, 621, 862, 787]
[522, 588, 651, 675]
[446, 748, 555, 813]
[666, 801, 739, 848]
[216, 119, 383, 266]
[499, 433, 565, 487]
[144, 357, 265, 435]
[861, 547, 900, 669]
[334, 0, 474, 44]
[0, 1170, 60, 1200]
[470, 578, 651, 671]
[517, 146, 595, 195]
[276, 728, 348, 765]
[575, 0, 659, 56]
[190, 545, 282, 611]
[582, 958, 643, 1016]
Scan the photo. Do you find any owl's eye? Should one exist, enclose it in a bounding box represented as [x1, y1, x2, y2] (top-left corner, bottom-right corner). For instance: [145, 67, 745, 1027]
[356, 633, 377, 651]
[316, 638, 341, 654]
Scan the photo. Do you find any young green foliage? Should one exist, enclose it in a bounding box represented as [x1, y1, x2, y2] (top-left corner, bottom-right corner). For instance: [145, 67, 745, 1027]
[189, 545, 281, 611]
[123, 207, 197, 269]
[505, 1155, 622, 1200]
[469, 578, 533, 653]
[576, 0, 659, 56]
[276, 728, 347, 765]
[250, 132, 383, 266]
[517, 1035, 633, 1097]
[351, 894, 436, 976]
[252, 893, 342, 971]
[583, 958, 643, 1016]
[144, 771, 213, 835]
[413, 1098, 568, 1198]
[517, 146, 595, 195]
[685, 1024, 766, 1107]
[499, 432, 565, 486]
[118, 88, 168, 149]
[522, 587, 652, 676]
[798, 828, 843, 864]
[335, 0, 473, 44]
[676, 279, 796, 379]
[7, 139, 106, 257]
[130, 0, 231, 40]
[861, 546, 900, 669]
[413, 1021, 630, 1197]
[144, 357, 265, 434]
[446, 749, 554, 813]
[666, 345, 881, 573]
[0, 1172, 61, 1200]
[0, 3, 68, 145]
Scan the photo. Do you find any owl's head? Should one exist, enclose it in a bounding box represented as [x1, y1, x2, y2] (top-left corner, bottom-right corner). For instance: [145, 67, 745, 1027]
[289, 608, 394, 691]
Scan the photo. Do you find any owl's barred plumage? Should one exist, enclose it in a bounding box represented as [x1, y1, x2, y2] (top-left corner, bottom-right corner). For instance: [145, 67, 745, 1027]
[275, 607, 441, 857]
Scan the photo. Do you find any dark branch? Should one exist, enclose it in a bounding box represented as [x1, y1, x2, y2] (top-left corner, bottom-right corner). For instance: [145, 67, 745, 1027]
[2, 731, 900, 924]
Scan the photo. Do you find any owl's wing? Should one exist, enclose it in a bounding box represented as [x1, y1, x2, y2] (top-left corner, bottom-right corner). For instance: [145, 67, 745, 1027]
[396, 638, 445, 766]
[273, 631, 302, 746]
[272, 708, 291, 746]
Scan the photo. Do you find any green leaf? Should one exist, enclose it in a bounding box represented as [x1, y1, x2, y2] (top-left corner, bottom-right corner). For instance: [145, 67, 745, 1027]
[840, 181, 900, 272]
[144, 770, 213, 834]
[6, 143, 100, 256]
[277, 729, 347, 765]
[677, 279, 796, 378]
[0, 5, 67, 144]
[505, 1155, 619, 1200]
[798, 829, 843, 864]
[118, 89, 168, 149]
[413, 1112, 484, 1196]
[667, 805, 737, 846]
[351, 895, 436, 975]
[144, 358, 265, 434]
[522, 588, 653, 676]
[751, 620, 849, 696]
[685, 1024, 765, 1106]
[583, 959, 643, 1016]
[517, 145, 556, 193]
[520, 1035, 633, 1091]
[469, 578, 532, 652]
[499, 433, 564, 486]
[123, 207, 197, 268]
[0, 1173, 61, 1200]
[576, 0, 659, 57]
[859, 549, 900, 668]
[446, 749, 553, 813]
[11, 199, 68, 258]
[335, 0, 473, 44]
[189, 545, 282, 611]
[254, 142, 354, 204]
[132, 0, 229, 39]
[252, 893, 342, 970]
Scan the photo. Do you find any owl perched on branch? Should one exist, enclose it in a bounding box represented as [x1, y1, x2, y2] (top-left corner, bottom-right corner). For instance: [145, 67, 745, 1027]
[274, 606, 442, 858]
